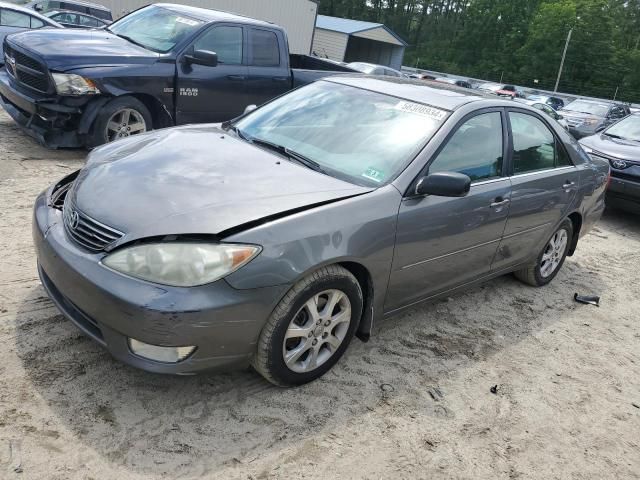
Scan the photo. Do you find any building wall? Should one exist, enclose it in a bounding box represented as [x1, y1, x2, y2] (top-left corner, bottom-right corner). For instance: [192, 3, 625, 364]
[311, 28, 348, 61]
[344, 36, 405, 70]
[95, 0, 318, 54]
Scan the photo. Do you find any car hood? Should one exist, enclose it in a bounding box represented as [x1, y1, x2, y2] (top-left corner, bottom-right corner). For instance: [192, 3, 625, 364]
[7, 29, 158, 70]
[580, 133, 640, 162]
[69, 125, 371, 245]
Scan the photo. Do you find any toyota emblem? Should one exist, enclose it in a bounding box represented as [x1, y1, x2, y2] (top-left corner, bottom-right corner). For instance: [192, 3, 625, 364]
[69, 210, 80, 230]
[612, 159, 627, 169]
[8, 56, 16, 67]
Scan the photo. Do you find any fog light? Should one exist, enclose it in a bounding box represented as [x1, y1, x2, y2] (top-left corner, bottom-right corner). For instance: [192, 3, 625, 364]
[128, 339, 196, 363]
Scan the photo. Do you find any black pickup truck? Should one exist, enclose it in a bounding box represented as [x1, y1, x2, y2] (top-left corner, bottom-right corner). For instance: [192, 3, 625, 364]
[0, 3, 354, 148]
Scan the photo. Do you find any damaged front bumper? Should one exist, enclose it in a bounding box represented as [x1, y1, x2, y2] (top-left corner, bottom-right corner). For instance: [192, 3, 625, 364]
[33, 186, 289, 374]
[0, 68, 105, 148]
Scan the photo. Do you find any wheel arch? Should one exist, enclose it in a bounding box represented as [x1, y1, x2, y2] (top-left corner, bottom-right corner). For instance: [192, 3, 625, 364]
[128, 93, 174, 129]
[337, 261, 375, 342]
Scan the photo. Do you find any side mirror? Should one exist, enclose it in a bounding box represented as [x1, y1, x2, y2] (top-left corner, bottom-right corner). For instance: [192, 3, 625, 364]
[244, 104, 257, 114]
[415, 172, 471, 197]
[184, 50, 218, 67]
[34, 4, 43, 10]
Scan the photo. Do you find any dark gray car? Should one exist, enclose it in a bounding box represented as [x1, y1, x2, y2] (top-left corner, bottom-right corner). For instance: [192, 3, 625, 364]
[580, 113, 640, 212]
[33, 77, 610, 386]
[560, 99, 630, 139]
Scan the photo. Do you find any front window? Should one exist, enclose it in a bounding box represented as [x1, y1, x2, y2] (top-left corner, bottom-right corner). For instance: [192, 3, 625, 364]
[108, 5, 204, 53]
[234, 81, 448, 187]
[562, 100, 609, 117]
[195, 26, 243, 64]
[603, 114, 640, 142]
[429, 112, 503, 181]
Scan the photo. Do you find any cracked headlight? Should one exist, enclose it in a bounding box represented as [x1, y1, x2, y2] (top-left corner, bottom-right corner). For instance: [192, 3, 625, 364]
[52, 73, 100, 95]
[102, 243, 261, 287]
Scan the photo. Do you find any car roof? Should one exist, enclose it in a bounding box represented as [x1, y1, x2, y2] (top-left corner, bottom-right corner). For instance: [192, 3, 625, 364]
[326, 75, 495, 111]
[0, 1, 63, 24]
[154, 3, 274, 26]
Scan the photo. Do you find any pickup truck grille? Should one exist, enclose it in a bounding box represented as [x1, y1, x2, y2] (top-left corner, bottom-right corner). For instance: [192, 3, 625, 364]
[4, 44, 51, 94]
[62, 198, 124, 252]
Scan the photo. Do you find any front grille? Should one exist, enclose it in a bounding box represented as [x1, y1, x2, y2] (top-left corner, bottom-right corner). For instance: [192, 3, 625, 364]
[611, 170, 640, 183]
[62, 198, 124, 252]
[3, 43, 50, 93]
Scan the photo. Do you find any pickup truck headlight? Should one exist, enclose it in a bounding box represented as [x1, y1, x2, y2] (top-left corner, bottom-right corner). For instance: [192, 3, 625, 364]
[51, 73, 100, 95]
[102, 242, 261, 287]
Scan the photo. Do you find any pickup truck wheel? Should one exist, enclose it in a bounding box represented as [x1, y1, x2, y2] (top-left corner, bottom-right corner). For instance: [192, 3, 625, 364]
[252, 265, 363, 387]
[89, 97, 152, 147]
[514, 219, 573, 287]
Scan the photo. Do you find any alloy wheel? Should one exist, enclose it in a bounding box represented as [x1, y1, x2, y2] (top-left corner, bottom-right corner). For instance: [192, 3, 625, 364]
[540, 229, 568, 278]
[282, 289, 352, 373]
[105, 108, 147, 142]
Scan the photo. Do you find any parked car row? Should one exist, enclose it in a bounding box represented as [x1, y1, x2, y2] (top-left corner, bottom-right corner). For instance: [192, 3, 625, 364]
[0, 3, 627, 386]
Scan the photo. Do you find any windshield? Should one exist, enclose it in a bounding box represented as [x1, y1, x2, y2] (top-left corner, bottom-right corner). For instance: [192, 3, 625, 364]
[234, 81, 448, 187]
[604, 115, 640, 142]
[562, 100, 609, 117]
[347, 62, 376, 74]
[108, 5, 204, 53]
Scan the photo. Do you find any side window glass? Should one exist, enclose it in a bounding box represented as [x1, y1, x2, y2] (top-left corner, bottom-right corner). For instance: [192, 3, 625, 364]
[250, 29, 280, 67]
[511, 112, 569, 173]
[194, 26, 242, 65]
[30, 16, 44, 28]
[1, 9, 31, 27]
[79, 14, 98, 26]
[429, 111, 503, 181]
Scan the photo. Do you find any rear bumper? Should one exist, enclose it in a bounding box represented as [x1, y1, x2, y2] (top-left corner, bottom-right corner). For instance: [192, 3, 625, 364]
[33, 188, 288, 374]
[0, 68, 92, 148]
[607, 175, 640, 212]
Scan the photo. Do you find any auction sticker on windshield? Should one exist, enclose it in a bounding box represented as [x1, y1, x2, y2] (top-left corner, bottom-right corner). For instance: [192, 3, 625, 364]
[395, 101, 448, 121]
[362, 167, 385, 183]
[176, 17, 201, 26]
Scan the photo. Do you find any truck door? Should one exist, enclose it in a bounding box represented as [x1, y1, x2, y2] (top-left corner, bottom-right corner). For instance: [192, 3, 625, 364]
[245, 28, 290, 107]
[176, 23, 249, 124]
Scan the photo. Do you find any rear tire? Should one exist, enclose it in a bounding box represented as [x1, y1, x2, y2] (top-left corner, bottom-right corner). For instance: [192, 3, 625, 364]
[88, 96, 152, 148]
[514, 219, 573, 287]
[252, 265, 363, 387]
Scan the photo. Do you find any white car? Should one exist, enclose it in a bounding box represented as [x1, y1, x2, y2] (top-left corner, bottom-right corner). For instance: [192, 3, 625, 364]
[0, 1, 61, 65]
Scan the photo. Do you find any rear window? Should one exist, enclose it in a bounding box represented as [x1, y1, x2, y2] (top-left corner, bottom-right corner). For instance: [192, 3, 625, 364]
[250, 29, 280, 67]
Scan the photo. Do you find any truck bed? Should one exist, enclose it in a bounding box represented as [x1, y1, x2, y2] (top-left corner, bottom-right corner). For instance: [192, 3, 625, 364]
[290, 54, 355, 88]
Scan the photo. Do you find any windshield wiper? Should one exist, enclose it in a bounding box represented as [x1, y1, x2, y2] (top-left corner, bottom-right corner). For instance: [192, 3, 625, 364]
[111, 32, 150, 50]
[603, 132, 623, 139]
[223, 123, 249, 141]
[249, 137, 326, 174]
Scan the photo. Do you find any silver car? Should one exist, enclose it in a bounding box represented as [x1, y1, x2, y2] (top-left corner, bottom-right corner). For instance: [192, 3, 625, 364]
[0, 1, 61, 64]
[33, 77, 610, 386]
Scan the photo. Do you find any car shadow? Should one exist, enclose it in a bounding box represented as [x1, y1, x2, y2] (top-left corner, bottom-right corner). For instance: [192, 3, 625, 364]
[13, 257, 605, 477]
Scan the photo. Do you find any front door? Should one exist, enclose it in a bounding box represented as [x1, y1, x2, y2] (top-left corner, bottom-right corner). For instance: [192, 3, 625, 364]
[176, 24, 248, 124]
[492, 109, 581, 270]
[385, 110, 512, 312]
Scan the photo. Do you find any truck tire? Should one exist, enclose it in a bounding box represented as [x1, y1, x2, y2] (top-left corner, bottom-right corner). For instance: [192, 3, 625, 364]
[514, 219, 573, 287]
[88, 96, 152, 148]
[252, 265, 363, 387]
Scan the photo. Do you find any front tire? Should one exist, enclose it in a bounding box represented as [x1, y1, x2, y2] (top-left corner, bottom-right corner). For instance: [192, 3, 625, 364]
[253, 265, 363, 387]
[514, 219, 573, 287]
[88, 96, 152, 148]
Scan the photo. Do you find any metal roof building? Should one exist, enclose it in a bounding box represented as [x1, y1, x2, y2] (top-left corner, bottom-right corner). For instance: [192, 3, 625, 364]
[93, 0, 318, 54]
[312, 15, 407, 70]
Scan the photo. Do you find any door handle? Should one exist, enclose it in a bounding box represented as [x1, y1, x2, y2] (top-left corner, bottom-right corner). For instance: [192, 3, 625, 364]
[563, 181, 575, 192]
[490, 198, 510, 208]
[227, 75, 247, 81]
[272, 77, 289, 83]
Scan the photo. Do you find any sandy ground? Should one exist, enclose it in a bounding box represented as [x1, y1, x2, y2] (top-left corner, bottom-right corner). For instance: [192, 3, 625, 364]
[0, 108, 639, 480]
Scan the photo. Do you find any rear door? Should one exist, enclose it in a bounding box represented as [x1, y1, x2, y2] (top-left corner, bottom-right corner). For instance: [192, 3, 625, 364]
[176, 23, 249, 124]
[245, 28, 290, 108]
[385, 109, 512, 312]
[492, 109, 581, 271]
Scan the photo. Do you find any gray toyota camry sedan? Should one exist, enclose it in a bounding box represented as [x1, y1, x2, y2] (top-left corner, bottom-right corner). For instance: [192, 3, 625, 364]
[34, 76, 610, 386]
